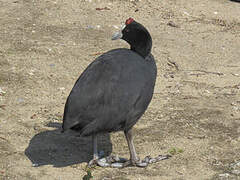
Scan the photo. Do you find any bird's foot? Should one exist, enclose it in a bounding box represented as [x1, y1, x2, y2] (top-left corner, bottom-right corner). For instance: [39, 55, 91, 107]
[123, 154, 172, 168]
[89, 154, 171, 168]
[88, 155, 128, 168]
[88, 158, 99, 167]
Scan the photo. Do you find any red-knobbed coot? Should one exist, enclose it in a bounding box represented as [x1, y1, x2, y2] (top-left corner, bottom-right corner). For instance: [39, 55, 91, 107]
[62, 18, 170, 168]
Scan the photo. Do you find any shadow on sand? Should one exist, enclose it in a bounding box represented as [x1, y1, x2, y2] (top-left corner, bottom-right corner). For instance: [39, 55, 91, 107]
[25, 122, 112, 167]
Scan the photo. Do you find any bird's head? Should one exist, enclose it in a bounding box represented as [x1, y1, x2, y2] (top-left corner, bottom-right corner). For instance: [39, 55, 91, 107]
[112, 18, 152, 58]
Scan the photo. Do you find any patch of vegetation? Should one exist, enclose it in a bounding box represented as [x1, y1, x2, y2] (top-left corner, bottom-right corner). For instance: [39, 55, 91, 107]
[168, 147, 184, 155]
[82, 167, 93, 180]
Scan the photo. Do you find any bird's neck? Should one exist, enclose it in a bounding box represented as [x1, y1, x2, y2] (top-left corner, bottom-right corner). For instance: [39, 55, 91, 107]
[130, 35, 152, 58]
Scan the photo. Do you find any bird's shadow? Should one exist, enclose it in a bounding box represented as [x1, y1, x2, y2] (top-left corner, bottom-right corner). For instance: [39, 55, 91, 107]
[24, 122, 112, 167]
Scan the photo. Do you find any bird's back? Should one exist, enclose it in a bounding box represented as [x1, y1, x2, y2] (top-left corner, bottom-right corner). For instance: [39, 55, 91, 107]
[62, 48, 157, 136]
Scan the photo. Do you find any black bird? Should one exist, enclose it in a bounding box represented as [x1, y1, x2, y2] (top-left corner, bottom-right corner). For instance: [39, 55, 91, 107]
[62, 18, 169, 167]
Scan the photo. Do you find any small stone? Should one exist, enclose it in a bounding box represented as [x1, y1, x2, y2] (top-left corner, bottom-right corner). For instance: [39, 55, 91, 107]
[28, 69, 35, 76]
[0, 88, 6, 95]
[205, 90, 210, 94]
[86, 25, 94, 29]
[235, 161, 240, 167]
[183, 11, 190, 16]
[230, 161, 240, 168]
[32, 163, 39, 167]
[17, 98, 24, 103]
[219, 173, 230, 177]
[167, 21, 179, 28]
[58, 87, 65, 91]
[113, 25, 119, 29]
[232, 170, 240, 175]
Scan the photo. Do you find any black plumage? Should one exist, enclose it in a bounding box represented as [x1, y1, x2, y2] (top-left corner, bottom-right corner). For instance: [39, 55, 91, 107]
[62, 18, 158, 167]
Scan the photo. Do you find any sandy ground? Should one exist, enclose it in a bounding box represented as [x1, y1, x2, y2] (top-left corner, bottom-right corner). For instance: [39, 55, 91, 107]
[0, 0, 240, 179]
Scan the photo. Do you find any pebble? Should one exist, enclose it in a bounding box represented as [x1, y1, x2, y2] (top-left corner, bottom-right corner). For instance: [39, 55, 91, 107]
[219, 173, 230, 177]
[235, 161, 240, 167]
[183, 11, 190, 16]
[113, 25, 119, 29]
[17, 98, 24, 103]
[28, 69, 35, 76]
[86, 25, 94, 29]
[0, 88, 6, 95]
[58, 87, 65, 91]
[32, 163, 39, 167]
[232, 170, 240, 175]
[230, 161, 240, 168]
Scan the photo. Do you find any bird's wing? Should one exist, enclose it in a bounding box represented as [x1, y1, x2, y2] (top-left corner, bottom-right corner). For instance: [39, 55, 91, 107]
[62, 56, 114, 130]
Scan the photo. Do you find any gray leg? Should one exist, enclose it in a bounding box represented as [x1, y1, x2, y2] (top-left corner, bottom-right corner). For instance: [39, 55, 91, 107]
[124, 129, 139, 163]
[124, 129, 148, 167]
[123, 128, 171, 167]
[88, 134, 99, 167]
[88, 134, 126, 167]
[93, 134, 98, 160]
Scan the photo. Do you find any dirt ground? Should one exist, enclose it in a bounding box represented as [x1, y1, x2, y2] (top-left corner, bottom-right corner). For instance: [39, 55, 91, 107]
[0, 0, 240, 179]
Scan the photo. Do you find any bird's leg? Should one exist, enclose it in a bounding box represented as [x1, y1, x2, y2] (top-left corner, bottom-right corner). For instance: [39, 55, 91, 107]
[125, 129, 139, 163]
[88, 134, 127, 167]
[93, 134, 98, 160]
[88, 134, 99, 167]
[124, 129, 148, 167]
[123, 129, 171, 167]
